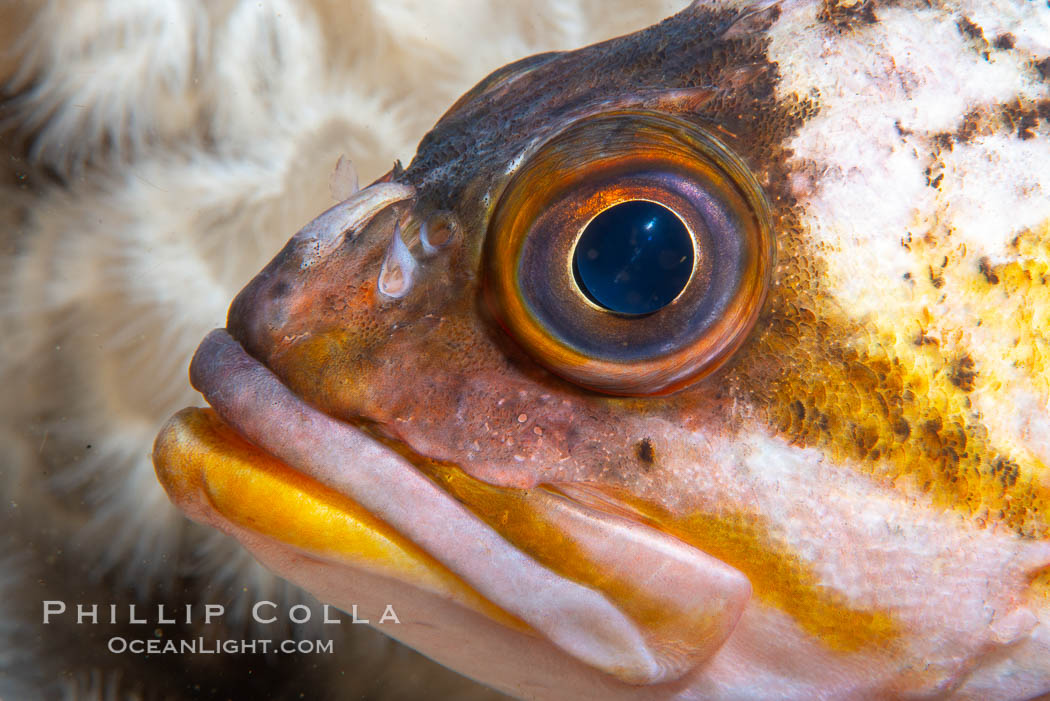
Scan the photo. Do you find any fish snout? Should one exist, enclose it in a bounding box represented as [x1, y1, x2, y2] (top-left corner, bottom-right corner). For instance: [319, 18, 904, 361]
[225, 180, 416, 362]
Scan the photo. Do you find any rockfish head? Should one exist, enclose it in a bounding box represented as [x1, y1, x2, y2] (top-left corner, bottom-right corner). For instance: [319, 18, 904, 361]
[154, 1, 1050, 698]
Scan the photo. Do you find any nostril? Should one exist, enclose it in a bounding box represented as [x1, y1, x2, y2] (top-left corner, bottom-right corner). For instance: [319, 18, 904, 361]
[378, 222, 418, 299]
[420, 210, 460, 255]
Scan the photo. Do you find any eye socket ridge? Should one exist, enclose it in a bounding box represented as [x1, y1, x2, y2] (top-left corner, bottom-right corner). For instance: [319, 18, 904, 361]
[484, 110, 774, 396]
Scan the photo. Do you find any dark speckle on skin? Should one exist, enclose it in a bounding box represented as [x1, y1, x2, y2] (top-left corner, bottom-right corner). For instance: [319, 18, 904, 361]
[991, 457, 1020, 487]
[954, 110, 981, 144]
[956, 16, 986, 43]
[993, 33, 1016, 50]
[271, 280, 289, 298]
[956, 16, 991, 60]
[1036, 57, 1050, 81]
[949, 355, 977, 393]
[1039, 100, 1050, 122]
[1001, 101, 1041, 140]
[1018, 112, 1039, 140]
[790, 399, 805, 421]
[915, 332, 938, 347]
[929, 99, 1046, 150]
[635, 438, 655, 468]
[932, 132, 954, 152]
[978, 256, 1000, 285]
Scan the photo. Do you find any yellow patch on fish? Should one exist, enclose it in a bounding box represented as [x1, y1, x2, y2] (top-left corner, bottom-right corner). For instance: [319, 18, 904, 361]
[416, 460, 687, 633]
[154, 407, 524, 630]
[961, 226, 1050, 396]
[611, 494, 900, 653]
[734, 210, 1050, 540]
[415, 456, 898, 653]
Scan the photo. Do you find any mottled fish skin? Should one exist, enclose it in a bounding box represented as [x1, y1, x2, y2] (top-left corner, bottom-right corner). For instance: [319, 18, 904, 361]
[155, 1, 1050, 698]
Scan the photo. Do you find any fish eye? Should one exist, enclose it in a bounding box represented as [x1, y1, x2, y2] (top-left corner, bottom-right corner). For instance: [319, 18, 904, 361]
[483, 111, 774, 396]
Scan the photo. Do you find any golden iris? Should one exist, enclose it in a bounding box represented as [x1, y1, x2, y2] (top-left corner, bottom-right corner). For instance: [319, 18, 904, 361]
[483, 111, 774, 396]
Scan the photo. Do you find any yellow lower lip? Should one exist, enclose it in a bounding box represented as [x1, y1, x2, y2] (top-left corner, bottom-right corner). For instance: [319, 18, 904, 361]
[153, 403, 752, 685]
[153, 406, 525, 631]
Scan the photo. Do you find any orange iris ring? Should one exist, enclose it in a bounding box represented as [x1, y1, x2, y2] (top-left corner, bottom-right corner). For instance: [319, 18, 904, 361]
[484, 110, 774, 396]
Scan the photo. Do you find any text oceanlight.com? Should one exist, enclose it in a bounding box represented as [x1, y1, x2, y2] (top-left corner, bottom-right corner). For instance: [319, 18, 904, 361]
[107, 637, 336, 655]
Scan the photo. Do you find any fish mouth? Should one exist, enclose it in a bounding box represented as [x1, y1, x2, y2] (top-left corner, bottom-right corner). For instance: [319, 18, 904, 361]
[154, 328, 751, 687]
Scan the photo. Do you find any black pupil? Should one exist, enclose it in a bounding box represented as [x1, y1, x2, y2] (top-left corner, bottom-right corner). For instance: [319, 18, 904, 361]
[572, 200, 694, 315]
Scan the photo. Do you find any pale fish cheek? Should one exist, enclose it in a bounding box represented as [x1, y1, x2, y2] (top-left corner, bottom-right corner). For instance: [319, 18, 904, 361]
[653, 426, 1049, 670]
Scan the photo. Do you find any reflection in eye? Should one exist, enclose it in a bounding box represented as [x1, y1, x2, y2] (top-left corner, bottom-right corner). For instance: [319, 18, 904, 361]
[484, 111, 774, 396]
[572, 200, 695, 316]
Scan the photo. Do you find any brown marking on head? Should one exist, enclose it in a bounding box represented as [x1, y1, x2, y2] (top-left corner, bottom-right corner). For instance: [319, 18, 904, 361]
[956, 16, 986, 44]
[724, 296, 1048, 537]
[929, 265, 945, 289]
[1036, 57, 1050, 82]
[978, 257, 999, 285]
[949, 354, 977, 393]
[993, 33, 1016, 51]
[927, 97, 1049, 150]
[954, 109, 982, 144]
[817, 0, 880, 31]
